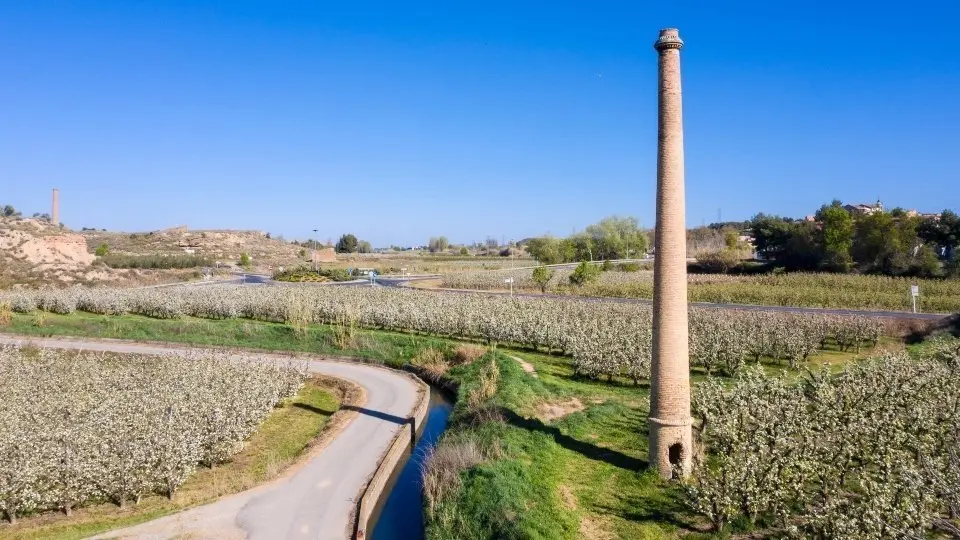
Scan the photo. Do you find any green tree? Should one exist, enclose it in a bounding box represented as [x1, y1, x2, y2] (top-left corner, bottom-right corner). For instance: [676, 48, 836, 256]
[238, 253, 251, 268]
[94, 243, 110, 257]
[2, 205, 19, 218]
[532, 266, 554, 293]
[820, 206, 854, 272]
[918, 210, 959, 260]
[428, 236, 449, 253]
[357, 241, 373, 254]
[585, 216, 648, 259]
[335, 234, 359, 253]
[459, 246, 469, 256]
[525, 237, 563, 265]
[569, 261, 601, 286]
[909, 245, 942, 278]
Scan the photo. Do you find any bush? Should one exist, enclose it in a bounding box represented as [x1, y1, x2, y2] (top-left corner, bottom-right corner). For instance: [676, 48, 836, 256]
[617, 262, 641, 272]
[601, 259, 612, 271]
[695, 249, 741, 274]
[452, 345, 487, 365]
[422, 438, 486, 519]
[94, 243, 109, 257]
[239, 253, 251, 268]
[531, 266, 554, 293]
[568, 261, 601, 286]
[101, 254, 210, 269]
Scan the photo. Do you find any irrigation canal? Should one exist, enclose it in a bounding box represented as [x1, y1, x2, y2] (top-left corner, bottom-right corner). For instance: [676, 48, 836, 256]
[369, 386, 455, 540]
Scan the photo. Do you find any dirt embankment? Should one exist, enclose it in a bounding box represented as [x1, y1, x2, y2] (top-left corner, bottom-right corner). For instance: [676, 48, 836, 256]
[0, 218, 200, 288]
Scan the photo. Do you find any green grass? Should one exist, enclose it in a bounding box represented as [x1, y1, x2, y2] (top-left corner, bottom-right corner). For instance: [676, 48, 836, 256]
[424, 353, 690, 540]
[5, 311, 461, 370]
[0, 378, 340, 540]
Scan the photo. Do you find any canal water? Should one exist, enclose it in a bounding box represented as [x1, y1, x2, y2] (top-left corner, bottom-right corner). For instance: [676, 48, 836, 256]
[370, 386, 454, 540]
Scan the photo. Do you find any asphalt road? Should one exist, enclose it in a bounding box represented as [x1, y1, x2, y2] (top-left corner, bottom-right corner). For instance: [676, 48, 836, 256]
[0, 335, 420, 540]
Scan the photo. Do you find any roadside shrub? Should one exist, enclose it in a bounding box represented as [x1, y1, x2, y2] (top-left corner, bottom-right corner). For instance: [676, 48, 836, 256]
[411, 347, 450, 382]
[569, 261, 601, 286]
[94, 243, 109, 257]
[101, 254, 210, 269]
[452, 344, 487, 365]
[467, 358, 500, 409]
[0, 303, 10, 326]
[617, 262, 641, 272]
[421, 438, 486, 519]
[531, 266, 553, 293]
[695, 249, 741, 274]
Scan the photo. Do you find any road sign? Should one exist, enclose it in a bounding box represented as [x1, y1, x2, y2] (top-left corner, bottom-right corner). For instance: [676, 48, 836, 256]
[504, 278, 515, 283]
[911, 285, 920, 297]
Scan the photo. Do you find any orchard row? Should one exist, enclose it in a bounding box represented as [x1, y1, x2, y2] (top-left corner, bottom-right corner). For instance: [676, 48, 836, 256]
[0, 346, 306, 523]
[3, 286, 884, 380]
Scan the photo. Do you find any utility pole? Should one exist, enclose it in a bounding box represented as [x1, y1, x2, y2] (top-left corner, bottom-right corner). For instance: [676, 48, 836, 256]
[312, 229, 318, 272]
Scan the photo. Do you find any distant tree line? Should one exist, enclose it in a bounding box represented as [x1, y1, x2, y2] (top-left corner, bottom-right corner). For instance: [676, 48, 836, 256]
[751, 201, 960, 277]
[524, 216, 648, 265]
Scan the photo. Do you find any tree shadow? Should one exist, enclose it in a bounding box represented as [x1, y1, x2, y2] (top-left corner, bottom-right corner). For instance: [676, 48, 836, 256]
[292, 403, 337, 416]
[341, 404, 411, 425]
[555, 372, 652, 390]
[499, 407, 647, 470]
[604, 488, 697, 531]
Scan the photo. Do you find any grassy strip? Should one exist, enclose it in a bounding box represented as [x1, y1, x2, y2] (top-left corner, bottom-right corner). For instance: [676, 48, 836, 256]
[424, 351, 697, 539]
[5, 311, 461, 370]
[0, 378, 341, 540]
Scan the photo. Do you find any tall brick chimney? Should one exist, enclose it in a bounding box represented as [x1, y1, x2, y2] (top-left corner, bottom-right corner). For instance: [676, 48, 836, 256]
[649, 28, 693, 479]
[51, 188, 60, 227]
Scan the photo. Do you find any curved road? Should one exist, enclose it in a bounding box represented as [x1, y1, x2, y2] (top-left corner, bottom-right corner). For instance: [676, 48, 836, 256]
[0, 335, 421, 540]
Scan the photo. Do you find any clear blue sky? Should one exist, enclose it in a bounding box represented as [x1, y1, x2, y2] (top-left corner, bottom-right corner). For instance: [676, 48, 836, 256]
[2, 1, 958, 246]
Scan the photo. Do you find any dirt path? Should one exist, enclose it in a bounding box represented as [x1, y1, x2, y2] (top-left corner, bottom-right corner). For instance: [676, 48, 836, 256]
[508, 354, 538, 377]
[0, 335, 422, 540]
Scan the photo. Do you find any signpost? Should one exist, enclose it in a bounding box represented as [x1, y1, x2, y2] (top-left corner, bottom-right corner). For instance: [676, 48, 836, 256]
[504, 277, 514, 296]
[911, 284, 920, 313]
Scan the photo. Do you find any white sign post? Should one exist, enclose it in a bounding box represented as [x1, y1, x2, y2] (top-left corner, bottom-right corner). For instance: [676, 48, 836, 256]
[504, 277, 514, 296]
[911, 284, 920, 313]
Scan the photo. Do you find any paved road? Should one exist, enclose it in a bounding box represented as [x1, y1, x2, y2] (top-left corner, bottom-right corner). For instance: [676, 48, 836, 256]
[0, 335, 420, 540]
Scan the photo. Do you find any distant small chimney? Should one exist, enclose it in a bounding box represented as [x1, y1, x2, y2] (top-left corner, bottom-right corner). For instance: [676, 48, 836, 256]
[52, 188, 59, 226]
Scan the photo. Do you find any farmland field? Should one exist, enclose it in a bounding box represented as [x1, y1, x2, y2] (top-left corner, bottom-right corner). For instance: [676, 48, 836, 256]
[439, 267, 960, 312]
[7, 300, 955, 538]
[1, 284, 956, 539]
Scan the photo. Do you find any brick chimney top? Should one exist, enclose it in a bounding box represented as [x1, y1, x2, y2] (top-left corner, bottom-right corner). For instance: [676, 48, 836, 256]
[654, 28, 683, 51]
